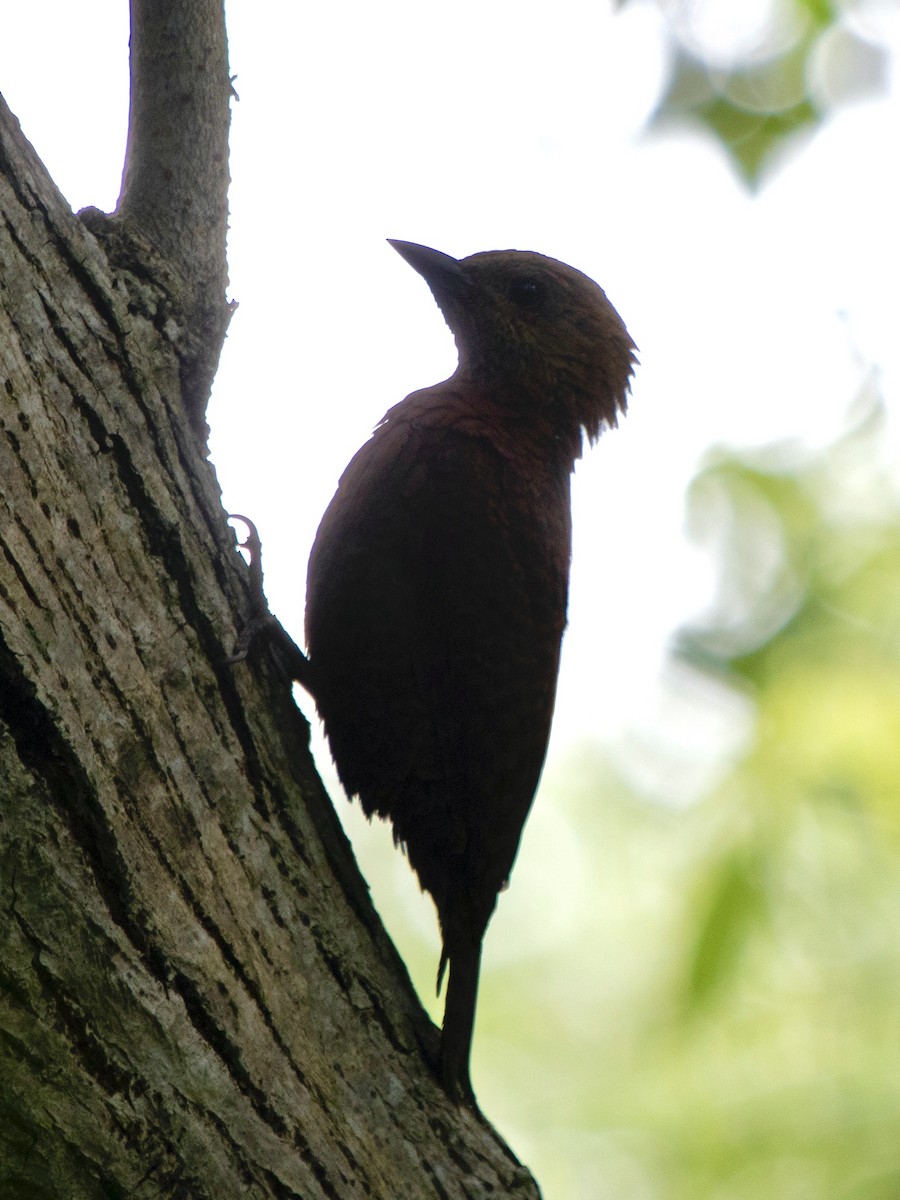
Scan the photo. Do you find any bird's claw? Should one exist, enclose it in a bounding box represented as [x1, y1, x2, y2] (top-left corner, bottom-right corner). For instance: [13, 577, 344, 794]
[226, 514, 315, 692]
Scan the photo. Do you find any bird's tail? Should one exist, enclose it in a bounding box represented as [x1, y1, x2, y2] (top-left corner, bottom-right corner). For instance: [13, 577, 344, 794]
[438, 938, 482, 1105]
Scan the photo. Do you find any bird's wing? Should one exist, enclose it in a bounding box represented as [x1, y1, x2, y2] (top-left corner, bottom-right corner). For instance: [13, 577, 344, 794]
[305, 390, 570, 911]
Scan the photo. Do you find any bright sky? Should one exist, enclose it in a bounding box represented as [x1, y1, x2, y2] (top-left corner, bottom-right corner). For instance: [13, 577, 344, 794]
[4, 0, 899, 1183]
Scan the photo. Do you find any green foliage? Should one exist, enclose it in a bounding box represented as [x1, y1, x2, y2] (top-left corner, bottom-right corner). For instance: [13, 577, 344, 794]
[683, 396, 900, 826]
[647, 0, 889, 185]
[653, 46, 821, 186]
[681, 842, 769, 1016]
[485, 394, 900, 1196]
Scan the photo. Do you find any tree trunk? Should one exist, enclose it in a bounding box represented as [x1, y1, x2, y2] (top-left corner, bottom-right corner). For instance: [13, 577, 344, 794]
[0, 4, 540, 1197]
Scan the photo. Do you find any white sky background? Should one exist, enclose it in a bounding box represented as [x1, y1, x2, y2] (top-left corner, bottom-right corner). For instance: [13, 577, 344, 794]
[3, 0, 900, 1179]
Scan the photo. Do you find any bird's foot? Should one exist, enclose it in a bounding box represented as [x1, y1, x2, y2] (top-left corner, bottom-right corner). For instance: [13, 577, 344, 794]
[226, 515, 314, 691]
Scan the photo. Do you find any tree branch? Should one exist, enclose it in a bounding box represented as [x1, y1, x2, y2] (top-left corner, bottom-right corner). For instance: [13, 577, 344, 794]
[115, 0, 234, 435]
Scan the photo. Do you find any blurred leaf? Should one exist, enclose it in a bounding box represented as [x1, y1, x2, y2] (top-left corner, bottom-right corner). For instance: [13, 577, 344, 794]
[681, 844, 767, 1014]
[841, 1169, 900, 1200]
[795, 0, 837, 28]
[643, 0, 891, 185]
[651, 46, 821, 185]
[679, 458, 816, 666]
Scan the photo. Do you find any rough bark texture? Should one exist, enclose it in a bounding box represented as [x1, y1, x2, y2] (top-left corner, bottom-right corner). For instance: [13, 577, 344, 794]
[117, 0, 232, 435]
[0, 6, 541, 1196]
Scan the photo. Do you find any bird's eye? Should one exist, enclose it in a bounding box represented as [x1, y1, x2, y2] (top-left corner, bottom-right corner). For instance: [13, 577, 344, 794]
[508, 277, 546, 310]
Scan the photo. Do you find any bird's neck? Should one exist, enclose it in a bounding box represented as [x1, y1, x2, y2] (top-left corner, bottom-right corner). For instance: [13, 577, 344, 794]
[447, 372, 585, 465]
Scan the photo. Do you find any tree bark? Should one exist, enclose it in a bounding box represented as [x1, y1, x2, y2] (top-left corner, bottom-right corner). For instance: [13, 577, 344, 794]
[0, 4, 541, 1197]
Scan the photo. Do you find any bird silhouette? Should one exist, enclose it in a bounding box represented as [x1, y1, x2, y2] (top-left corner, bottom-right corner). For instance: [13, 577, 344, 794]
[304, 240, 636, 1103]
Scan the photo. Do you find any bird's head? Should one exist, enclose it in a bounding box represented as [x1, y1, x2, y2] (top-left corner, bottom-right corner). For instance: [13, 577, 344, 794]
[389, 239, 637, 445]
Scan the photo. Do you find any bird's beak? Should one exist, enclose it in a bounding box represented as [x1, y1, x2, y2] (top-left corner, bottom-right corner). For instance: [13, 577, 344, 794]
[388, 240, 473, 307]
